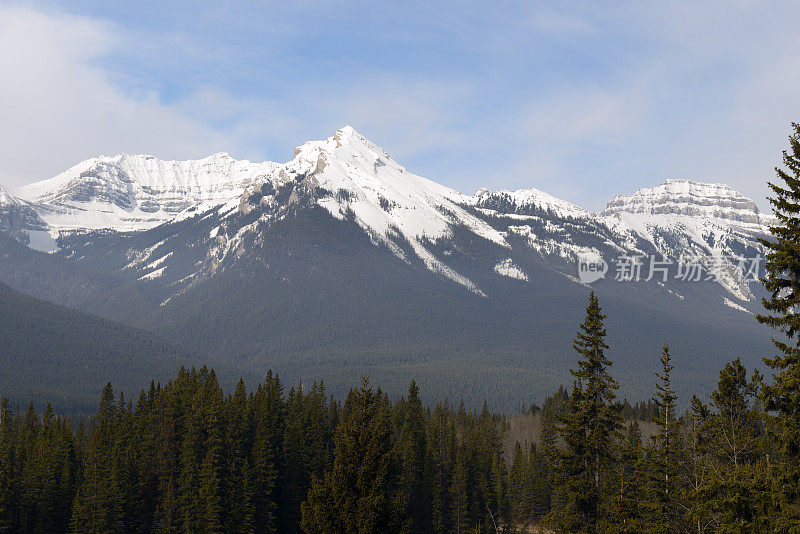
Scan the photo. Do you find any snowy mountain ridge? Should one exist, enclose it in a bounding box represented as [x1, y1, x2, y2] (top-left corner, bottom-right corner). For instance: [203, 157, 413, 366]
[604, 179, 770, 225]
[1, 127, 772, 301]
[15, 152, 278, 234]
[8, 127, 768, 237]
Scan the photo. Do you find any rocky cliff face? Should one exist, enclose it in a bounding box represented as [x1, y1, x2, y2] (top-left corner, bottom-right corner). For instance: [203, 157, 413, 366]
[0, 186, 47, 245]
[604, 179, 768, 225]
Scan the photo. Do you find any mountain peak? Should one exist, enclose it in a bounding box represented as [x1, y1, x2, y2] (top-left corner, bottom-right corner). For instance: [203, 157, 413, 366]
[603, 179, 766, 224]
[334, 124, 359, 139]
[290, 126, 395, 172]
[473, 187, 588, 219]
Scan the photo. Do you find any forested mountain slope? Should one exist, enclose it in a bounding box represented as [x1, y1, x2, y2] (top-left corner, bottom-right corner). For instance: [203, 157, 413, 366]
[0, 282, 191, 412]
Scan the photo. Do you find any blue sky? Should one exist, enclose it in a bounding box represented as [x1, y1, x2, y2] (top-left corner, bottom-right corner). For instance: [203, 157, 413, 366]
[1, 1, 799, 209]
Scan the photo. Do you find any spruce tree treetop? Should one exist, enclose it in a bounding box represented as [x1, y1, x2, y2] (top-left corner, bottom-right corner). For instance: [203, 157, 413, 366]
[644, 344, 682, 532]
[760, 122, 800, 338]
[572, 293, 614, 382]
[654, 344, 677, 435]
[571, 292, 620, 417]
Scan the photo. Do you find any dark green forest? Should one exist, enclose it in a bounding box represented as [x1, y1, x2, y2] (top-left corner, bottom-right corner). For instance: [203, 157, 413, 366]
[4, 127, 800, 533]
[0, 306, 792, 533]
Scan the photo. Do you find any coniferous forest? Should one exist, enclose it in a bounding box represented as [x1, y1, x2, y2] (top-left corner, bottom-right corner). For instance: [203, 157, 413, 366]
[4, 130, 800, 533]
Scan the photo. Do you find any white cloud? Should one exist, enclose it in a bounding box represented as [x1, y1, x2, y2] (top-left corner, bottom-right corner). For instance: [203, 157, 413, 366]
[0, 5, 228, 188]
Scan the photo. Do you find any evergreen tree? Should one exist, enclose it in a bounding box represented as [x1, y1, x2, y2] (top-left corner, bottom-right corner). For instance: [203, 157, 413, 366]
[690, 360, 767, 530]
[683, 396, 716, 533]
[178, 371, 203, 533]
[709, 360, 763, 469]
[198, 371, 224, 534]
[539, 386, 568, 456]
[397, 380, 429, 534]
[253, 371, 285, 534]
[301, 376, 400, 534]
[449, 443, 470, 534]
[153, 476, 180, 534]
[304, 381, 333, 477]
[525, 444, 551, 520]
[250, 419, 277, 534]
[225, 379, 255, 534]
[427, 402, 454, 534]
[757, 121, 800, 528]
[489, 454, 507, 533]
[508, 442, 526, 525]
[616, 421, 644, 533]
[70, 383, 124, 534]
[0, 399, 13, 533]
[113, 395, 140, 533]
[548, 292, 623, 533]
[281, 384, 306, 533]
[643, 344, 682, 533]
[548, 380, 589, 533]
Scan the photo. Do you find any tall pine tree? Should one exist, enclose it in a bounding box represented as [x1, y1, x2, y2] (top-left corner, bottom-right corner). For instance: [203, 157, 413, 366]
[397, 380, 430, 534]
[548, 292, 622, 534]
[643, 344, 682, 533]
[757, 121, 800, 528]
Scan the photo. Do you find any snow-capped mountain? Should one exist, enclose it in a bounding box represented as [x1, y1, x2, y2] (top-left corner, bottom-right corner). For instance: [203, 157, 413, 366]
[2, 126, 772, 302]
[224, 126, 510, 294]
[15, 152, 278, 233]
[604, 179, 769, 224]
[599, 181, 769, 301]
[473, 187, 590, 219]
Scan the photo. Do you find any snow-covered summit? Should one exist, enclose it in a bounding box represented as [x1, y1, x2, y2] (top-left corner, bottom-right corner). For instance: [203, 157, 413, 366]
[0, 185, 20, 207]
[17, 152, 279, 232]
[227, 126, 507, 293]
[0, 186, 40, 219]
[598, 180, 770, 301]
[283, 126, 497, 241]
[473, 187, 589, 219]
[604, 179, 768, 224]
[18, 152, 274, 203]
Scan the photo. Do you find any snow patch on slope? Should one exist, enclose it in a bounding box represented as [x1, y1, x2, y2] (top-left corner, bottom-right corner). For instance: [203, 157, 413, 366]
[507, 225, 598, 262]
[493, 259, 528, 281]
[139, 266, 166, 281]
[723, 297, 752, 314]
